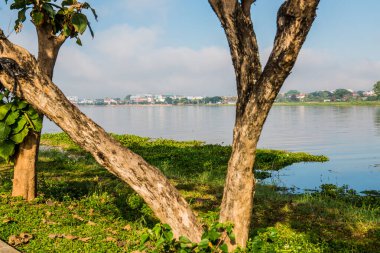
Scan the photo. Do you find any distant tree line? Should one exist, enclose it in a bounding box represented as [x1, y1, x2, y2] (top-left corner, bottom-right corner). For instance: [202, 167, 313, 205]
[164, 96, 223, 105]
[277, 82, 380, 102]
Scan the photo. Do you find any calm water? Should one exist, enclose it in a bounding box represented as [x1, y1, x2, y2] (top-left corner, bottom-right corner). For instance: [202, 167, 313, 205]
[44, 105, 380, 192]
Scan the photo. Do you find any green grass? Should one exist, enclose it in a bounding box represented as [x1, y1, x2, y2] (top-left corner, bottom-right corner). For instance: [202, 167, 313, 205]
[0, 133, 378, 252]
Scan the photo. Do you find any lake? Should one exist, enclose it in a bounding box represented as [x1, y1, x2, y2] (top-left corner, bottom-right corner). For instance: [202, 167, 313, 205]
[43, 105, 380, 192]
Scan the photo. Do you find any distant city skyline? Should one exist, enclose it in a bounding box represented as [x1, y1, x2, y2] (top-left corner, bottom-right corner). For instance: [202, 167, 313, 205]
[1, 1, 379, 97]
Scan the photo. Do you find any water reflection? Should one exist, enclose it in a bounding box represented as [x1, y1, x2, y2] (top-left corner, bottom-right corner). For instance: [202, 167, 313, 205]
[375, 108, 380, 135]
[43, 105, 380, 191]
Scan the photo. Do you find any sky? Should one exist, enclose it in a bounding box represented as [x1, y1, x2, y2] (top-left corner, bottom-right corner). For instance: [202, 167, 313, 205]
[0, 0, 380, 98]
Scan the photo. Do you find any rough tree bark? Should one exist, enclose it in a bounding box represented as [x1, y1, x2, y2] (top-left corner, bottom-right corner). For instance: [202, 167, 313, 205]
[208, 0, 320, 247]
[12, 24, 66, 201]
[0, 30, 203, 243]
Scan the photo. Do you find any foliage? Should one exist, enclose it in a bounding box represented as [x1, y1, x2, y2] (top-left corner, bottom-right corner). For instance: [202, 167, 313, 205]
[248, 225, 326, 252]
[40, 133, 328, 182]
[255, 149, 328, 172]
[139, 222, 234, 253]
[333, 88, 353, 100]
[314, 184, 380, 208]
[5, 0, 97, 45]
[0, 88, 42, 162]
[373, 81, 380, 97]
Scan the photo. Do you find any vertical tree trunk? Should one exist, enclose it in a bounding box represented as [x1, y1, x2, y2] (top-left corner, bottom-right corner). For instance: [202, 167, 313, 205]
[12, 26, 65, 201]
[209, 0, 320, 248]
[11, 131, 40, 200]
[220, 102, 271, 246]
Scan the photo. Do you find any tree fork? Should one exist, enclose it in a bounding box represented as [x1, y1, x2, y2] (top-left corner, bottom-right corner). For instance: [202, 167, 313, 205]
[209, 0, 320, 248]
[0, 30, 203, 243]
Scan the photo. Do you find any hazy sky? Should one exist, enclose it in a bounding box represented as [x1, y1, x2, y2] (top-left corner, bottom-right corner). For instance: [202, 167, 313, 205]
[1, 0, 379, 98]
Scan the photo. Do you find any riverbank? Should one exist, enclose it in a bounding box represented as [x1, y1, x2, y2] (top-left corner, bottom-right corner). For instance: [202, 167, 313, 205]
[0, 133, 378, 252]
[274, 101, 380, 106]
[73, 101, 380, 107]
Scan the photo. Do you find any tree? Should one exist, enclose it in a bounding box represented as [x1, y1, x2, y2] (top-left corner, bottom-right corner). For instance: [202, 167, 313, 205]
[0, 35, 204, 242]
[373, 81, 380, 97]
[0, 0, 320, 249]
[285, 89, 300, 97]
[3, 0, 97, 201]
[333, 88, 352, 101]
[208, 0, 319, 247]
[165, 96, 173, 104]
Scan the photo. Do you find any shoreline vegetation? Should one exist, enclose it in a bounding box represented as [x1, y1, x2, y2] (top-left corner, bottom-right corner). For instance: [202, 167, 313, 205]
[0, 133, 379, 252]
[73, 100, 380, 107]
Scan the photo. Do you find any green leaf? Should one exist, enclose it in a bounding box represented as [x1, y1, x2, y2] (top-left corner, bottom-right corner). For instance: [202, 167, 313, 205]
[0, 104, 12, 120]
[219, 243, 228, 253]
[31, 11, 44, 26]
[198, 239, 210, 249]
[10, 125, 29, 144]
[207, 230, 221, 241]
[76, 37, 82, 46]
[17, 7, 27, 23]
[17, 101, 28, 109]
[0, 122, 11, 143]
[42, 3, 55, 18]
[162, 224, 171, 230]
[81, 2, 98, 21]
[0, 141, 15, 162]
[25, 106, 39, 119]
[164, 231, 173, 241]
[179, 236, 192, 244]
[12, 115, 27, 134]
[31, 116, 43, 132]
[62, 24, 72, 37]
[140, 233, 150, 245]
[5, 110, 20, 125]
[62, 0, 75, 6]
[10, 0, 27, 10]
[87, 21, 94, 38]
[71, 13, 88, 34]
[155, 237, 165, 248]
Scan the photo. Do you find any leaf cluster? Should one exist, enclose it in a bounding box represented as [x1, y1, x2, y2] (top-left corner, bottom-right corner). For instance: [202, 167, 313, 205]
[0, 88, 42, 162]
[139, 222, 234, 253]
[5, 0, 97, 45]
[248, 225, 325, 253]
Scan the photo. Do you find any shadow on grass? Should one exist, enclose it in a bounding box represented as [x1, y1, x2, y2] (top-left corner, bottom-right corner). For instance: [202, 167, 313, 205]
[251, 186, 380, 252]
[13, 135, 376, 252]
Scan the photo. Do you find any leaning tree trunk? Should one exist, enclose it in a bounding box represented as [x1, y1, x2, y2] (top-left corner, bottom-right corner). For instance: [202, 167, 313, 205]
[12, 25, 65, 201]
[209, 0, 320, 248]
[0, 30, 203, 243]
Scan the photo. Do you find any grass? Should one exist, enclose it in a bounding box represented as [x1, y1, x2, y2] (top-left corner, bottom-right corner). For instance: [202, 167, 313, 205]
[0, 133, 378, 252]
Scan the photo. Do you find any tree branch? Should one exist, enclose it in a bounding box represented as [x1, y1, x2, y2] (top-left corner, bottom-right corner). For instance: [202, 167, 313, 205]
[0, 29, 204, 242]
[257, 0, 320, 102]
[208, 0, 261, 112]
[242, 0, 255, 16]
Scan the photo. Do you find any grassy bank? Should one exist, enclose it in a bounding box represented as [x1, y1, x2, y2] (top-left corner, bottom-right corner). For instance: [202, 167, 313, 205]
[274, 101, 380, 106]
[0, 133, 378, 252]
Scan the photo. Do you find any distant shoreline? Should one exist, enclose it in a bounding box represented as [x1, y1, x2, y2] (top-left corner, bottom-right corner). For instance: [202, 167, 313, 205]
[74, 101, 380, 107]
[273, 101, 380, 106]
